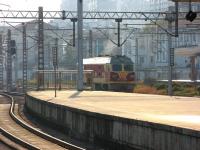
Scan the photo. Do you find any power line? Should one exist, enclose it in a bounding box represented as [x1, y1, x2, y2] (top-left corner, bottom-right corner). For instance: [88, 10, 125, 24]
[49, 29, 72, 46]
[3, 21, 38, 41]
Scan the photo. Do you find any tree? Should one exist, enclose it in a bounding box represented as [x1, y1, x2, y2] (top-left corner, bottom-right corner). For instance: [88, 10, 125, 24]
[59, 45, 77, 69]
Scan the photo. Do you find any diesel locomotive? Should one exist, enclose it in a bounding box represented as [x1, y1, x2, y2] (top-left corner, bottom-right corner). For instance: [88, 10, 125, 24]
[83, 55, 135, 91]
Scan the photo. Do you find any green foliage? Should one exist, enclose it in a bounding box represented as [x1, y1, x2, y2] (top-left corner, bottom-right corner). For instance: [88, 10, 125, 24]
[133, 81, 199, 97]
[184, 83, 193, 88]
[174, 87, 197, 97]
[172, 82, 184, 91]
[197, 86, 200, 95]
[28, 79, 37, 86]
[153, 82, 167, 90]
[59, 46, 77, 69]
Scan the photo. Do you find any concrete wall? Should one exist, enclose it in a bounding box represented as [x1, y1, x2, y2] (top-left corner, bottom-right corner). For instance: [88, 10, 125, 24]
[25, 94, 200, 150]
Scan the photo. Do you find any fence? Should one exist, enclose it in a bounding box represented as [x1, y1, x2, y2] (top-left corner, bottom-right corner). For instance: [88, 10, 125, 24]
[33, 70, 94, 90]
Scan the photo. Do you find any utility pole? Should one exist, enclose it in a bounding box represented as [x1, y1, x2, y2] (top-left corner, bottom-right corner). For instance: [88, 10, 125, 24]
[115, 18, 122, 47]
[89, 30, 93, 57]
[175, 0, 179, 37]
[71, 18, 77, 47]
[166, 3, 179, 96]
[77, 0, 83, 91]
[0, 34, 3, 90]
[7, 29, 12, 92]
[167, 15, 173, 96]
[37, 6, 44, 90]
[115, 18, 123, 55]
[135, 38, 139, 81]
[22, 23, 27, 93]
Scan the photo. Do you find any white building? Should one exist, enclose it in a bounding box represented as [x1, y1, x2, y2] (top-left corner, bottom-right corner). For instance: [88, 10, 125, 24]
[6, 21, 70, 85]
[132, 1, 200, 80]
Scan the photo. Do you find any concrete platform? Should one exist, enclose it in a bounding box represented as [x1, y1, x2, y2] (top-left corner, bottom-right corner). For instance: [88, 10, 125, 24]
[26, 90, 200, 150]
[27, 90, 200, 131]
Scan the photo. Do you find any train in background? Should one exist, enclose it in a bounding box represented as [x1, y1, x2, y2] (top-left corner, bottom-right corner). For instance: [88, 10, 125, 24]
[83, 55, 135, 91]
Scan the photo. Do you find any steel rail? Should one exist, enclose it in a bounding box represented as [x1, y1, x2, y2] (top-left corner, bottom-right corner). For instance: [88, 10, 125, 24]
[0, 127, 40, 150]
[1, 93, 85, 150]
[0, 93, 40, 150]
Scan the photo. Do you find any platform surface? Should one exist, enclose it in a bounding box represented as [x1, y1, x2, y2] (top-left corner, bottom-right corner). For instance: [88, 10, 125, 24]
[27, 90, 200, 131]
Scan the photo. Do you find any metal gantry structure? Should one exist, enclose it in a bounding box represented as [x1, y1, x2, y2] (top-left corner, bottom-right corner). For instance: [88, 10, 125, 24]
[37, 7, 44, 89]
[0, 35, 3, 90]
[0, 1, 196, 93]
[0, 9, 199, 20]
[6, 29, 12, 92]
[89, 30, 93, 57]
[77, 0, 83, 91]
[22, 23, 27, 92]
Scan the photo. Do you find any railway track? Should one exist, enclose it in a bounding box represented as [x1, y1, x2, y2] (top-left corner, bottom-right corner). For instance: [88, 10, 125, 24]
[0, 93, 85, 150]
[0, 132, 25, 150]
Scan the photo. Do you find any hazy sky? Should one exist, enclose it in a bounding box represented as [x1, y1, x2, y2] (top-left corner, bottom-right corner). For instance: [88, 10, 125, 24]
[0, 0, 62, 10]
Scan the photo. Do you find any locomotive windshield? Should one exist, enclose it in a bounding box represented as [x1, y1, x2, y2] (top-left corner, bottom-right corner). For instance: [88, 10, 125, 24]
[124, 65, 133, 71]
[112, 65, 122, 71]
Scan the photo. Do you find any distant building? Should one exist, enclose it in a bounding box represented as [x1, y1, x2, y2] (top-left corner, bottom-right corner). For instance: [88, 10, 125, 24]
[2, 21, 72, 84]
[133, 1, 200, 80]
[148, 0, 173, 11]
[61, 0, 147, 11]
[58, 0, 200, 81]
[148, 0, 200, 12]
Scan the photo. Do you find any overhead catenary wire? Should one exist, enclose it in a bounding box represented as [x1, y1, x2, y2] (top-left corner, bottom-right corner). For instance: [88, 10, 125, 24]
[95, 27, 118, 46]
[48, 29, 73, 46]
[2, 21, 74, 47]
[120, 28, 137, 46]
[2, 21, 38, 41]
[141, 12, 175, 36]
[94, 27, 138, 47]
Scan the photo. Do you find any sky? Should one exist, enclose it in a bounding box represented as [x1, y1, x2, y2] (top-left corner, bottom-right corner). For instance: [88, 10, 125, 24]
[0, 0, 62, 10]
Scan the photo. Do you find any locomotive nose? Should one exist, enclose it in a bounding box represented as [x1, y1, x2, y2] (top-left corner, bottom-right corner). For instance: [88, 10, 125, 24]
[126, 72, 135, 81]
[110, 72, 119, 81]
[119, 71, 127, 80]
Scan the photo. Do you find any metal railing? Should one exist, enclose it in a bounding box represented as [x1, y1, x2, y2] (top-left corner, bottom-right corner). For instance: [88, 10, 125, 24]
[36, 70, 94, 90]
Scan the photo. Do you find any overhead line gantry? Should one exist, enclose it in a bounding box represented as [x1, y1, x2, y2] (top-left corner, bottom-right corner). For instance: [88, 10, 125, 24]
[0, 9, 199, 20]
[0, 1, 196, 92]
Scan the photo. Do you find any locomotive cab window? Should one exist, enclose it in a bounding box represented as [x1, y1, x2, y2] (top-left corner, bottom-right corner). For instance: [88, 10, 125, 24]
[124, 65, 133, 71]
[112, 65, 122, 71]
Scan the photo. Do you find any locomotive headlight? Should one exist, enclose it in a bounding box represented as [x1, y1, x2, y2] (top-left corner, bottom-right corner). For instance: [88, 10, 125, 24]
[126, 73, 135, 81]
[110, 72, 119, 81]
